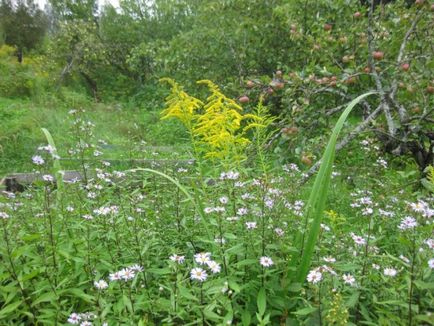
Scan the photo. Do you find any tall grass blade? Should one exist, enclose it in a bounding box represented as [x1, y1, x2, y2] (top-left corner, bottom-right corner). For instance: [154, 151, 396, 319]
[41, 128, 64, 204]
[292, 92, 376, 284]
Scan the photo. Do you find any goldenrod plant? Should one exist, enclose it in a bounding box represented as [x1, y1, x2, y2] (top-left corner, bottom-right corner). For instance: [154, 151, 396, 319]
[160, 78, 264, 165]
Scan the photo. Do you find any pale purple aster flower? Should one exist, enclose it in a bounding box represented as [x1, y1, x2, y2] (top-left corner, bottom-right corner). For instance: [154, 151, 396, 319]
[67, 313, 81, 324]
[265, 199, 274, 209]
[42, 175, 54, 182]
[428, 258, 434, 269]
[87, 192, 97, 199]
[169, 254, 185, 264]
[129, 264, 144, 272]
[342, 274, 356, 286]
[259, 256, 274, 267]
[32, 155, 45, 165]
[274, 228, 284, 236]
[425, 239, 434, 250]
[398, 216, 418, 230]
[307, 269, 322, 284]
[409, 201, 427, 213]
[219, 196, 229, 204]
[383, 268, 398, 277]
[0, 212, 10, 219]
[190, 268, 208, 282]
[119, 268, 135, 281]
[376, 158, 388, 168]
[351, 233, 366, 246]
[80, 321, 92, 326]
[194, 252, 211, 265]
[94, 280, 108, 290]
[399, 255, 410, 264]
[245, 221, 257, 230]
[109, 272, 121, 281]
[323, 256, 336, 263]
[241, 193, 255, 200]
[321, 224, 330, 231]
[237, 208, 248, 216]
[206, 260, 221, 274]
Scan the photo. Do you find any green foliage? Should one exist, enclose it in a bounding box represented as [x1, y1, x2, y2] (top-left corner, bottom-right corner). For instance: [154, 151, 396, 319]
[0, 45, 50, 98]
[1, 105, 433, 324]
[0, 0, 48, 57]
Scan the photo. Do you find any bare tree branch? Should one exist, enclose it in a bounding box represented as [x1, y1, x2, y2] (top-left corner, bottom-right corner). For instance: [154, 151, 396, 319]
[389, 9, 424, 120]
[303, 103, 383, 180]
[367, 0, 396, 136]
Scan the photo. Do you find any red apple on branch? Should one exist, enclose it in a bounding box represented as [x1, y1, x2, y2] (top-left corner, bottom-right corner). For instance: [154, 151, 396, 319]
[372, 51, 384, 60]
[239, 96, 250, 103]
[401, 63, 410, 71]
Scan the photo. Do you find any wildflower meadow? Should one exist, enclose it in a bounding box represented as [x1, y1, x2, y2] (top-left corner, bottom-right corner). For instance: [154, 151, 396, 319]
[1, 0, 434, 325]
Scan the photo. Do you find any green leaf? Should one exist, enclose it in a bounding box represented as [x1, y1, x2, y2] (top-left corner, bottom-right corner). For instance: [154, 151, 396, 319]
[257, 287, 266, 317]
[0, 300, 22, 318]
[147, 268, 171, 275]
[178, 285, 198, 302]
[414, 280, 434, 290]
[346, 291, 360, 308]
[32, 292, 58, 306]
[293, 306, 317, 316]
[241, 309, 251, 326]
[122, 295, 133, 313]
[290, 92, 376, 284]
[203, 306, 221, 321]
[228, 280, 241, 293]
[61, 288, 95, 303]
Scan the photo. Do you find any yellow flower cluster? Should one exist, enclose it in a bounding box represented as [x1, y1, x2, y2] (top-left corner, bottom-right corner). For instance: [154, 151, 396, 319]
[160, 78, 265, 162]
[160, 78, 203, 128]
